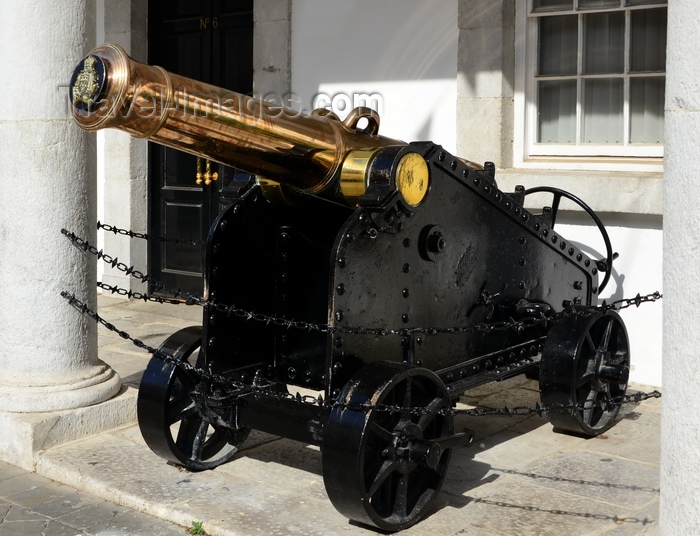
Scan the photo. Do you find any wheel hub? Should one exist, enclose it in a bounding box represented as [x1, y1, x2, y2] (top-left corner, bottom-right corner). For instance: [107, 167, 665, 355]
[597, 349, 628, 384]
[390, 423, 423, 474]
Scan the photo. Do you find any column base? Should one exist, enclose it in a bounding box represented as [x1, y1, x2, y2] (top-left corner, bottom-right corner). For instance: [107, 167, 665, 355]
[0, 385, 137, 471]
[0, 365, 121, 413]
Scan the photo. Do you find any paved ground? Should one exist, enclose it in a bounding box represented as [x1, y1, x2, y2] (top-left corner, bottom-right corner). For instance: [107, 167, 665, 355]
[0, 461, 189, 535]
[1, 296, 662, 535]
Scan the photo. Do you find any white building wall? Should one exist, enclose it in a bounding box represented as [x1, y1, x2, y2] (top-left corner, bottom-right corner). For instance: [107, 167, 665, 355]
[291, 0, 458, 153]
[555, 215, 663, 387]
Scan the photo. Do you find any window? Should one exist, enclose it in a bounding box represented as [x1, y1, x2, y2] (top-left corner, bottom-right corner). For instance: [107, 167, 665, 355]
[519, 0, 667, 161]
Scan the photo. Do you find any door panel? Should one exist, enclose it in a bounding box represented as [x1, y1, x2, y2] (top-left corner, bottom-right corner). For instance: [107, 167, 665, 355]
[149, 0, 253, 296]
[164, 202, 205, 274]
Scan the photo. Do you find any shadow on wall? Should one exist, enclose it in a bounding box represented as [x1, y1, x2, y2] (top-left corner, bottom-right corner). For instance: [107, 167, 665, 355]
[458, 1, 516, 94]
[292, 0, 463, 151]
[292, 0, 458, 89]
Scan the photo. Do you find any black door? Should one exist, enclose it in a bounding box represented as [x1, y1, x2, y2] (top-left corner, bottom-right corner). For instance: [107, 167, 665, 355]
[148, 0, 254, 296]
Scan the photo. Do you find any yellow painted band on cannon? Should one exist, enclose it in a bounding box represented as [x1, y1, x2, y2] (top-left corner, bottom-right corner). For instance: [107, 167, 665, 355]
[339, 148, 383, 206]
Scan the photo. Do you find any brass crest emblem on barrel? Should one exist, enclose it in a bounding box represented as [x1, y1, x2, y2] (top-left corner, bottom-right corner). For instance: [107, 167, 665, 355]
[72, 56, 99, 106]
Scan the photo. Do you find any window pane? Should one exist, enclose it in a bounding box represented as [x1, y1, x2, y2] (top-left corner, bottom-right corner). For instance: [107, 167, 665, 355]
[583, 78, 623, 143]
[584, 12, 624, 74]
[630, 77, 665, 143]
[533, 0, 573, 11]
[538, 80, 576, 143]
[539, 16, 578, 76]
[579, 0, 621, 9]
[631, 8, 667, 72]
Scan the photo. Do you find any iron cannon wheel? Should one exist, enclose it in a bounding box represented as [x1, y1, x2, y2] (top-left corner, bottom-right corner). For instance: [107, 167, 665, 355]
[322, 361, 453, 532]
[540, 310, 630, 436]
[137, 326, 250, 471]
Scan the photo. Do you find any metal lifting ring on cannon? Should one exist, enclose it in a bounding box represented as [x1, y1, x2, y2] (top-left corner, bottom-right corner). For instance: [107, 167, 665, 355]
[523, 186, 616, 293]
[137, 326, 250, 470]
[322, 362, 472, 532]
[540, 310, 630, 436]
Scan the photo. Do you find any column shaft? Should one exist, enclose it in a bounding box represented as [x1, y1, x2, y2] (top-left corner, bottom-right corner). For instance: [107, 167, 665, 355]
[0, 0, 121, 412]
[661, 0, 700, 532]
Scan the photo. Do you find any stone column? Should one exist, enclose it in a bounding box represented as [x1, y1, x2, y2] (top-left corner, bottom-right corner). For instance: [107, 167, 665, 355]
[254, 0, 292, 99]
[0, 2, 121, 414]
[457, 0, 515, 168]
[100, 0, 149, 295]
[660, 0, 700, 532]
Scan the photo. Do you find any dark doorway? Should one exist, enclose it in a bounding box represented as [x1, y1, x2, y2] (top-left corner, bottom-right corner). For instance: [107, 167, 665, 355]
[148, 0, 254, 296]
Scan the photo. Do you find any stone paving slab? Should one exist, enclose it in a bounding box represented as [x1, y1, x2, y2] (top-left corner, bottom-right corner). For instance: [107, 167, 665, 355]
[0, 461, 188, 536]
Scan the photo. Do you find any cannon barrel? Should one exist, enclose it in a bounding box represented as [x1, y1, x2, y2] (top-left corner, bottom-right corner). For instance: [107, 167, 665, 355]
[69, 43, 409, 204]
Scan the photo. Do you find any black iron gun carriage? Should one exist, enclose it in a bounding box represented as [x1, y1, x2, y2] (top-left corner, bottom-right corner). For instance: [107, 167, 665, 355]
[70, 44, 630, 531]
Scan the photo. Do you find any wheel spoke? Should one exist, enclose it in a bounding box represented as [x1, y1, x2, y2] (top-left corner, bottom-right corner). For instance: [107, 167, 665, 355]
[410, 471, 439, 515]
[576, 355, 597, 387]
[369, 420, 396, 443]
[402, 378, 413, 409]
[392, 475, 409, 520]
[598, 318, 614, 353]
[174, 368, 198, 394]
[174, 415, 200, 451]
[189, 419, 209, 462]
[609, 350, 628, 366]
[601, 386, 613, 408]
[575, 369, 596, 388]
[167, 396, 197, 425]
[581, 386, 599, 426]
[368, 459, 396, 497]
[585, 333, 596, 353]
[417, 396, 445, 431]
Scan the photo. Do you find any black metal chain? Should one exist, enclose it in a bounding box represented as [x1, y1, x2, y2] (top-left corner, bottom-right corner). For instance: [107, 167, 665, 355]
[60, 288, 661, 418]
[62, 226, 662, 416]
[62, 228, 662, 337]
[96, 282, 184, 304]
[97, 221, 203, 246]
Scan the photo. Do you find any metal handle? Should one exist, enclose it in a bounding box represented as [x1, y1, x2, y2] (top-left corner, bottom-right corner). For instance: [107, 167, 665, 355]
[342, 107, 380, 135]
[196, 157, 219, 186]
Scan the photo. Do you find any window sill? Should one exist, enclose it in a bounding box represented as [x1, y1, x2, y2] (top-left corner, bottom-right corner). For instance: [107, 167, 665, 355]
[495, 167, 663, 215]
[516, 156, 663, 173]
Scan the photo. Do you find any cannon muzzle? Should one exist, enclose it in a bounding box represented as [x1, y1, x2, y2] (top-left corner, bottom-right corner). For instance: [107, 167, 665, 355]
[69, 43, 418, 205]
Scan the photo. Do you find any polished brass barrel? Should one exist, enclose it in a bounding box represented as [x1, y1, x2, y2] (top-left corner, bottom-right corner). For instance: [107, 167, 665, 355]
[69, 43, 404, 199]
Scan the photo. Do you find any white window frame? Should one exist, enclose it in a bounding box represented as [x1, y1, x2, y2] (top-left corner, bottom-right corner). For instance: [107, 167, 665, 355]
[514, 0, 666, 171]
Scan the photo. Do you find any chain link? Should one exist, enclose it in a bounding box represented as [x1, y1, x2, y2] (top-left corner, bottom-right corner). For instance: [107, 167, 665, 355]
[96, 282, 185, 304]
[97, 221, 203, 246]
